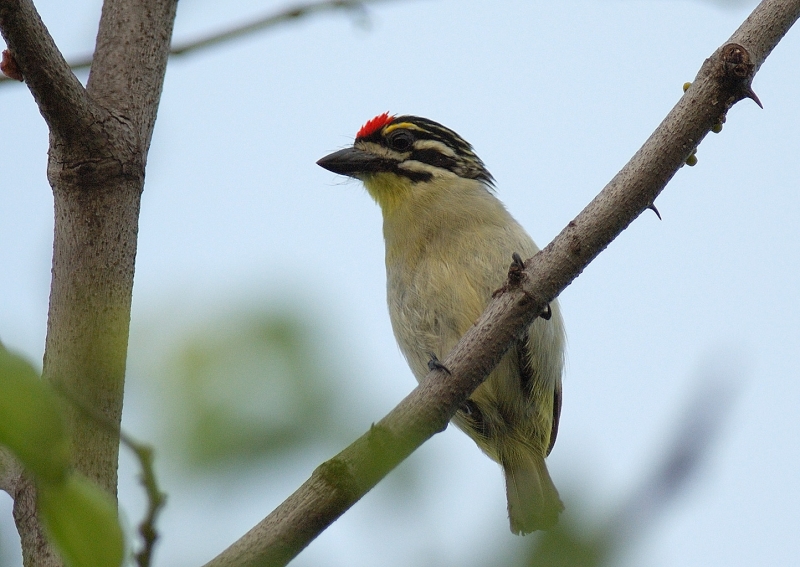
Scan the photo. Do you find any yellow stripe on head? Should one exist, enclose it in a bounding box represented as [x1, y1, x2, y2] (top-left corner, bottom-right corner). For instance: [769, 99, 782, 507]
[383, 122, 429, 135]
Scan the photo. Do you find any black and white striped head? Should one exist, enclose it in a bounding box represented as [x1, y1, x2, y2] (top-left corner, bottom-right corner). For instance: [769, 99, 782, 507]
[317, 113, 494, 186]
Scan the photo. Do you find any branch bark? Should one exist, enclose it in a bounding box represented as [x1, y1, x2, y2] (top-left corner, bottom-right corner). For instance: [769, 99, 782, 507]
[203, 1, 800, 566]
[0, 0, 177, 564]
[0, 446, 21, 496]
[0, 0, 95, 140]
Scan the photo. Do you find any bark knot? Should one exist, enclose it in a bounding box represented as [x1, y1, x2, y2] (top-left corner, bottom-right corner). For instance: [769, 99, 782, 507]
[716, 43, 762, 108]
[720, 43, 754, 81]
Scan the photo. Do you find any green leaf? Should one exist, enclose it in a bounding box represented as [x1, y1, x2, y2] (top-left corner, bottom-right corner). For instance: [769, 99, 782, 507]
[38, 474, 125, 567]
[0, 348, 70, 484]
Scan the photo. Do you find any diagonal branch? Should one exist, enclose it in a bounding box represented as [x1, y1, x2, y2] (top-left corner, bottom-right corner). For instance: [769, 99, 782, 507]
[202, 1, 800, 566]
[0, 0, 397, 85]
[0, 0, 96, 141]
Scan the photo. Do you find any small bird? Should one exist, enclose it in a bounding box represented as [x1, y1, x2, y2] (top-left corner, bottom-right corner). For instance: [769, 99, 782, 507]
[317, 113, 565, 534]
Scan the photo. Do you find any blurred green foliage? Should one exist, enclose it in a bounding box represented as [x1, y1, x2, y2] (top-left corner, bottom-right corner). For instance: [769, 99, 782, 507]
[2, 302, 729, 567]
[130, 301, 728, 567]
[157, 310, 348, 467]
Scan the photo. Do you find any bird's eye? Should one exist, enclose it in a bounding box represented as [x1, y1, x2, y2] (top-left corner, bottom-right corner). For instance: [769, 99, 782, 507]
[387, 130, 414, 152]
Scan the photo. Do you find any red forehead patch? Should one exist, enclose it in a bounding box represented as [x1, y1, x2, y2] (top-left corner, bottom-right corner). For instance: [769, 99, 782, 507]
[356, 112, 394, 139]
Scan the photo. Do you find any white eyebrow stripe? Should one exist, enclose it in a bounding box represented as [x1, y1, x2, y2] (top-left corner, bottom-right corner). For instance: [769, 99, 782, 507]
[412, 139, 457, 157]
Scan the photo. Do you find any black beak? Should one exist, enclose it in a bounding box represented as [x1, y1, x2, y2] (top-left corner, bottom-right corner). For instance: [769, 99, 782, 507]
[317, 147, 392, 178]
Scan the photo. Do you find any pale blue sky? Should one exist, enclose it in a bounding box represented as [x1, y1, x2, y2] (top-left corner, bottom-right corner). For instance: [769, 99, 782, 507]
[1, 1, 799, 566]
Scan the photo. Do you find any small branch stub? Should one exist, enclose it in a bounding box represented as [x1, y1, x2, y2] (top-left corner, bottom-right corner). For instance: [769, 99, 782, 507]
[0, 50, 23, 81]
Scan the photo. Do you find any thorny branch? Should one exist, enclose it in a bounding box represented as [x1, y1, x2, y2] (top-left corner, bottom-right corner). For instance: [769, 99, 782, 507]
[202, 1, 800, 565]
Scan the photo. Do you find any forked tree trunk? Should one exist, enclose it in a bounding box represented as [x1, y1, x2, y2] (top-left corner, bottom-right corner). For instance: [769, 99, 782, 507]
[0, 0, 177, 564]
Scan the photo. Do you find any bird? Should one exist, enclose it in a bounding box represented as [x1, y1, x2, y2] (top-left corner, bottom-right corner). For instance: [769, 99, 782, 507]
[317, 113, 565, 534]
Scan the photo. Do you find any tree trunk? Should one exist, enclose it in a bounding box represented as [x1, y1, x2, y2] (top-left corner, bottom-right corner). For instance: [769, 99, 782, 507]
[0, 0, 177, 564]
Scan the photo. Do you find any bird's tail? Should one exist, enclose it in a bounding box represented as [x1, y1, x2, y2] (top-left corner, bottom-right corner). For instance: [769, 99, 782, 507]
[503, 453, 563, 534]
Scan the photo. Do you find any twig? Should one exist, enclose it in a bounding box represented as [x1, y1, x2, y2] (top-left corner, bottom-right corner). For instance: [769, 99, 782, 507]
[170, 0, 379, 55]
[53, 385, 167, 567]
[0, 0, 394, 85]
[130, 442, 166, 567]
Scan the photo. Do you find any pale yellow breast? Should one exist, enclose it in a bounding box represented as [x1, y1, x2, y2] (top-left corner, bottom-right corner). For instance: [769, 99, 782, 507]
[375, 176, 538, 381]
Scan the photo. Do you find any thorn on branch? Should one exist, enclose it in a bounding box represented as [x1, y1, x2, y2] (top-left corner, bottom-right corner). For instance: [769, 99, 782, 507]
[647, 203, 662, 220]
[744, 86, 763, 109]
[508, 252, 526, 286]
[493, 253, 527, 297]
[427, 353, 451, 375]
[1, 50, 23, 82]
